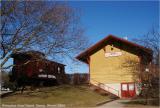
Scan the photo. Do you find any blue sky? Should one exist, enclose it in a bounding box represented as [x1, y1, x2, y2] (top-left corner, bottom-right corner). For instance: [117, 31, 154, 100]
[65, 1, 159, 73]
[69, 1, 158, 43]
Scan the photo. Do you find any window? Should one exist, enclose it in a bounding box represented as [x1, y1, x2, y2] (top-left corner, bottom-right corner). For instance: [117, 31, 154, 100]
[39, 69, 43, 72]
[111, 47, 114, 50]
[111, 44, 114, 50]
[58, 67, 60, 73]
[122, 84, 127, 91]
[129, 84, 134, 90]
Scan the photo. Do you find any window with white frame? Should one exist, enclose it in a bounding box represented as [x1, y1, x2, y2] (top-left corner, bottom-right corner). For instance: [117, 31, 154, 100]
[122, 84, 127, 91]
[129, 84, 134, 90]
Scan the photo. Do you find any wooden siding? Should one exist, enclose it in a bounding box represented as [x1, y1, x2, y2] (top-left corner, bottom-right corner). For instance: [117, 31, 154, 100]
[11, 51, 68, 85]
[90, 44, 140, 84]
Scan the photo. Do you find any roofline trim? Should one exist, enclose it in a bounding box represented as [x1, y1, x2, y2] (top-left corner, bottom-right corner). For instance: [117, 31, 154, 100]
[76, 34, 153, 63]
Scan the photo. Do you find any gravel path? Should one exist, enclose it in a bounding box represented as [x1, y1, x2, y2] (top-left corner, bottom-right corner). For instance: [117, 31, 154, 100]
[96, 99, 159, 108]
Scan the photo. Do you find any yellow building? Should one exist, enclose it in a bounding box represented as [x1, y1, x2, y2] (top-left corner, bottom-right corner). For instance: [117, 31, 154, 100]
[76, 35, 152, 98]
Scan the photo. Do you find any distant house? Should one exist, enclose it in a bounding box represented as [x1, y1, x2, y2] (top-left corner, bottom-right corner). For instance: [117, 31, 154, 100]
[10, 51, 68, 86]
[76, 35, 152, 98]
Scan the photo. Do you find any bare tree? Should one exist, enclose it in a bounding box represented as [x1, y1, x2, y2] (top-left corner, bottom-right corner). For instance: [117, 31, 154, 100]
[135, 27, 160, 65]
[0, 1, 88, 69]
[122, 27, 159, 105]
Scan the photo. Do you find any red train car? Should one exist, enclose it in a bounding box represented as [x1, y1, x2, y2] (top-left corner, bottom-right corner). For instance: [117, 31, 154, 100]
[10, 51, 68, 86]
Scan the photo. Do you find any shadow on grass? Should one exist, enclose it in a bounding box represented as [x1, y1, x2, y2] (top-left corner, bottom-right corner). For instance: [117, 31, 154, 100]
[2, 85, 97, 100]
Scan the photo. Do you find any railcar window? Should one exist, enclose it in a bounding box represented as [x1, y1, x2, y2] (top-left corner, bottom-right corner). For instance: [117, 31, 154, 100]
[58, 67, 60, 73]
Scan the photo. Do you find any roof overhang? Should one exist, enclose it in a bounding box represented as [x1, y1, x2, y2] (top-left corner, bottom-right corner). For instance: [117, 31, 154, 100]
[76, 34, 153, 64]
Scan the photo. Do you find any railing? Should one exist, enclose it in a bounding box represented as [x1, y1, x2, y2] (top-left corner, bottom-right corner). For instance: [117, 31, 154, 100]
[90, 79, 119, 97]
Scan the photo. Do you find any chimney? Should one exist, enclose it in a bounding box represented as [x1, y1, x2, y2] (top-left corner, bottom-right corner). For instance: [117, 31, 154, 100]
[123, 36, 128, 40]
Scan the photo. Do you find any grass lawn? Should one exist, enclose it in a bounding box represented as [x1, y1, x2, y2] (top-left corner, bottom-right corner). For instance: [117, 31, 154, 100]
[1, 85, 110, 107]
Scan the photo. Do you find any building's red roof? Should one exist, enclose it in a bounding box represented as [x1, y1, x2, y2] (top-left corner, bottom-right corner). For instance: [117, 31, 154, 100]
[76, 34, 153, 64]
[11, 50, 65, 66]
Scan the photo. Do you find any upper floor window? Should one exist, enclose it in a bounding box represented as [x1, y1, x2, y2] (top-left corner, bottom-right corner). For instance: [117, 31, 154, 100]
[111, 47, 114, 51]
[58, 67, 61, 73]
[39, 69, 43, 73]
[111, 44, 114, 51]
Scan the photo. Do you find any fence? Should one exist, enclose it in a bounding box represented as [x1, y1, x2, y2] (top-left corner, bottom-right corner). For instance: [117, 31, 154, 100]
[66, 73, 89, 85]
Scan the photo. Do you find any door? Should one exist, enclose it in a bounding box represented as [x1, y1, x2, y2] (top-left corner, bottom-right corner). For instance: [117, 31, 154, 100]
[121, 83, 136, 98]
